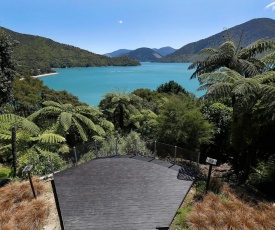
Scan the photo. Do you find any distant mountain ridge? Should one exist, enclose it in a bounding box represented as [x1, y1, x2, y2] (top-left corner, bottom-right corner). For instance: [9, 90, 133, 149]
[121, 48, 163, 62]
[152, 47, 176, 56]
[104, 49, 132, 58]
[104, 46, 176, 60]
[158, 18, 275, 63]
[0, 27, 140, 76]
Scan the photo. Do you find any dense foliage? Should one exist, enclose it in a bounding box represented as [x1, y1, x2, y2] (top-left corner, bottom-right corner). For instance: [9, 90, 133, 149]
[0, 31, 17, 106]
[1, 27, 275, 193]
[0, 27, 140, 76]
[156, 93, 213, 150]
[192, 36, 275, 183]
[156, 80, 189, 95]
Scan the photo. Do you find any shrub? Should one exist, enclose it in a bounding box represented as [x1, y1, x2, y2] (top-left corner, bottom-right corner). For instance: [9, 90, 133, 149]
[18, 149, 65, 176]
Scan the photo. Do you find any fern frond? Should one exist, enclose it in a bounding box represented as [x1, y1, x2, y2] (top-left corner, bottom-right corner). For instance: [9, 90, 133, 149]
[100, 119, 114, 130]
[72, 117, 88, 142]
[206, 83, 233, 99]
[21, 119, 40, 135]
[92, 135, 105, 142]
[239, 40, 275, 59]
[199, 48, 218, 55]
[37, 133, 66, 143]
[232, 79, 260, 96]
[62, 103, 74, 111]
[0, 131, 12, 140]
[59, 112, 72, 132]
[0, 114, 21, 123]
[261, 52, 275, 69]
[0, 144, 12, 152]
[74, 114, 96, 131]
[237, 59, 260, 77]
[253, 71, 275, 84]
[42, 101, 62, 108]
[28, 106, 61, 120]
[219, 41, 236, 56]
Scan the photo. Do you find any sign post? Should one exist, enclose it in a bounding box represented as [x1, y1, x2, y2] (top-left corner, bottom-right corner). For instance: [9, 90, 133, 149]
[22, 165, 36, 199]
[205, 157, 217, 193]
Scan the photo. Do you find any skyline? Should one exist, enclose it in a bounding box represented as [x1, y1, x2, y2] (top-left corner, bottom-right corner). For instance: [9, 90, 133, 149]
[1, 0, 275, 55]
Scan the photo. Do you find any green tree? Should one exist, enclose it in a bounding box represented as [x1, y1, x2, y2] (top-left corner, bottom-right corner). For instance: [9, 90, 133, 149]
[198, 68, 275, 182]
[0, 31, 17, 106]
[156, 93, 213, 151]
[201, 102, 233, 163]
[156, 80, 188, 95]
[0, 114, 68, 167]
[99, 91, 142, 132]
[12, 76, 46, 116]
[28, 101, 113, 146]
[189, 39, 275, 79]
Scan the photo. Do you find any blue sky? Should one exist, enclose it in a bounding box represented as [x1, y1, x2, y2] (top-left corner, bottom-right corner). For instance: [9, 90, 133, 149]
[1, 0, 275, 54]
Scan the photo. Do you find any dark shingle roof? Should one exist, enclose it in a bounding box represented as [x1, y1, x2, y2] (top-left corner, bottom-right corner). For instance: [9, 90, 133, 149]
[54, 155, 193, 230]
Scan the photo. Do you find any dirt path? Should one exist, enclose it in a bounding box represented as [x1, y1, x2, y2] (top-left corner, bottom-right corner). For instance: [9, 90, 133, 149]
[43, 180, 61, 230]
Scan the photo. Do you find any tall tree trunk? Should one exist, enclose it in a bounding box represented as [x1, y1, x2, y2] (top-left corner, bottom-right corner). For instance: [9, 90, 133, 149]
[12, 126, 17, 178]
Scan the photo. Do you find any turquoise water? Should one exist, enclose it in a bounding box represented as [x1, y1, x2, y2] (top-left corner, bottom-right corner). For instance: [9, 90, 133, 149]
[41, 62, 203, 106]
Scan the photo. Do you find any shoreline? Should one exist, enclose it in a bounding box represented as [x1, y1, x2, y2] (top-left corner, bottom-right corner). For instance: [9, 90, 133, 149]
[32, 72, 58, 79]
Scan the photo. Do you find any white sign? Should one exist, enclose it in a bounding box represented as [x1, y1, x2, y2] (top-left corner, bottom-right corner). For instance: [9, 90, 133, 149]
[206, 157, 217, 165]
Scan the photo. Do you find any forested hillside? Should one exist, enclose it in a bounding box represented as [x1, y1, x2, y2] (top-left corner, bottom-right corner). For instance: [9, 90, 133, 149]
[0, 27, 140, 76]
[158, 18, 275, 62]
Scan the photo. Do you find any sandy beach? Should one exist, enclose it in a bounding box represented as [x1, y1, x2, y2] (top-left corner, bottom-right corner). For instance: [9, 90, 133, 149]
[32, 72, 58, 78]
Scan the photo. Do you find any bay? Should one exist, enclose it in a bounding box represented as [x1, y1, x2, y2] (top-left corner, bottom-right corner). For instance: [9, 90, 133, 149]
[40, 62, 203, 106]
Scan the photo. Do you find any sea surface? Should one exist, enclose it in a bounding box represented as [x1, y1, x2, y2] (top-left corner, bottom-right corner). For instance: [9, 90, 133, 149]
[40, 62, 203, 106]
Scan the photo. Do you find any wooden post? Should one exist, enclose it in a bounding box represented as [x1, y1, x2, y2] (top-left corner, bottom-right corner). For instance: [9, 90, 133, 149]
[23, 165, 36, 199]
[174, 146, 177, 163]
[51, 180, 64, 230]
[115, 138, 118, 156]
[28, 171, 36, 199]
[11, 127, 17, 178]
[205, 164, 213, 193]
[49, 155, 55, 178]
[154, 140, 157, 158]
[94, 140, 98, 157]
[73, 146, 77, 165]
[205, 157, 217, 194]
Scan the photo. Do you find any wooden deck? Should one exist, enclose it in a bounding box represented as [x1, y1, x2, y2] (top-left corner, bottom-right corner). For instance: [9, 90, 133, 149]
[54, 155, 193, 230]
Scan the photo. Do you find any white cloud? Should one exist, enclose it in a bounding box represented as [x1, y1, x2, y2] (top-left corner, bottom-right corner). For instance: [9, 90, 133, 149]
[265, 2, 275, 10]
[118, 20, 123, 24]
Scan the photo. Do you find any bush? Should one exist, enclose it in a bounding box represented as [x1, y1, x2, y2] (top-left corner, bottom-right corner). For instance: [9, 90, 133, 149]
[79, 151, 96, 164]
[18, 149, 65, 176]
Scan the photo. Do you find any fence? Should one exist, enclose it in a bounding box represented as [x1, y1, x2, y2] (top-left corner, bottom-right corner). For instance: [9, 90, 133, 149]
[16, 139, 200, 178]
[70, 140, 200, 166]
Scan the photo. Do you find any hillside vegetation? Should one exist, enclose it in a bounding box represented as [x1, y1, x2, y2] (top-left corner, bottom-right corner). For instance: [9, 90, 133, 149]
[159, 18, 275, 62]
[0, 27, 140, 76]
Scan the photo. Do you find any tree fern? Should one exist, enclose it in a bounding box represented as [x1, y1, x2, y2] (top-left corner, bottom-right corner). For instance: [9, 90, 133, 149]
[59, 112, 72, 132]
[189, 39, 275, 79]
[72, 117, 88, 142]
[37, 133, 66, 144]
[0, 114, 40, 135]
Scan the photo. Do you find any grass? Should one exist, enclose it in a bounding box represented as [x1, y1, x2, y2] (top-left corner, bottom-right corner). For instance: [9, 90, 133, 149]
[0, 177, 49, 230]
[0, 166, 11, 180]
[171, 181, 275, 230]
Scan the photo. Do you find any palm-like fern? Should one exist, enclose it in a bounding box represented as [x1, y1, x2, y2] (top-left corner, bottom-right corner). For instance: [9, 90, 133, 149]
[198, 68, 275, 115]
[28, 101, 112, 143]
[0, 114, 68, 164]
[99, 91, 142, 130]
[0, 114, 40, 135]
[189, 39, 275, 79]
